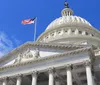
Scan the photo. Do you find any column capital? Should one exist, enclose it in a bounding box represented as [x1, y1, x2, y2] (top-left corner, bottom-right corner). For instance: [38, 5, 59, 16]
[65, 64, 73, 70]
[48, 67, 55, 73]
[2, 77, 8, 85]
[84, 60, 91, 67]
[32, 71, 38, 76]
[31, 71, 37, 85]
[16, 74, 23, 78]
[2, 77, 8, 81]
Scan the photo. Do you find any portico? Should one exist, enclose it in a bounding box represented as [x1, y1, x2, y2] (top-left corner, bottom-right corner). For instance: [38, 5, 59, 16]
[1, 60, 94, 85]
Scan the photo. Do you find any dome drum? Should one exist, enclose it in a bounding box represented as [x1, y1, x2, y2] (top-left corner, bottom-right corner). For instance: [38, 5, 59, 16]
[42, 36, 100, 47]
[37, 25, 100, 42]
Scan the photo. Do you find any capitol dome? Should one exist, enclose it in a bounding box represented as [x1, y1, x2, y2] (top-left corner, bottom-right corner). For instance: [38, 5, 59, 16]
[37, 2, 100, 47]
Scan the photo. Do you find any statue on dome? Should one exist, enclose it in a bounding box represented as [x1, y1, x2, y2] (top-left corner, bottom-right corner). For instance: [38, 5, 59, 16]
[64, 1, 69, 8]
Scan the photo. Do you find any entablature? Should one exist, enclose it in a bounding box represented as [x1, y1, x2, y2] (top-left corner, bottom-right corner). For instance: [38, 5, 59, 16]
[0, 47, 92, 79]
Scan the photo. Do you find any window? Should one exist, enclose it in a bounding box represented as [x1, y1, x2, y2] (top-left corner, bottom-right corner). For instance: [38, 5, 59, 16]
[72, 30, 75, 33]
[86, 32, 88, 35]
[91, 34, 94, 36]
[58, 31, 61, 34]
[79, 31, 82, 34]
[46, 36, 49, 39]
[64, 29, 67, 32]
[51, 33, 54, 36]
[57, 31, 61, 34]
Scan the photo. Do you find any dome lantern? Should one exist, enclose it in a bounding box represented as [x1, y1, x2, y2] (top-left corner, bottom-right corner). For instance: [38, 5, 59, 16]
[61, 1, 73, 16]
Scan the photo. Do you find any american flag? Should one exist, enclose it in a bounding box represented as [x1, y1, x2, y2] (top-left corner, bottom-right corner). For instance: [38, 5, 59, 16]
[21, 18, 36, 25]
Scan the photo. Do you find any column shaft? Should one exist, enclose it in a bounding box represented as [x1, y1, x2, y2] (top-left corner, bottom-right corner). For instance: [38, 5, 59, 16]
[49, 72, 54, 85]
[32, 73, 37, 85]
[86, 65, 93, 85]
[16, 76, 22, 85]
[67, 68, 73, 85]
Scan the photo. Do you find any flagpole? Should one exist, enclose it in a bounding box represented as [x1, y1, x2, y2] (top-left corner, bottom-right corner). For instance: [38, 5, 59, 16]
[34, 17, 37, 42]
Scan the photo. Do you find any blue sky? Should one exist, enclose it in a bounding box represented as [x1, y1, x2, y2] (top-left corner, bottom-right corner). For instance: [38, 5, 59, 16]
[0, 0, 100, 56]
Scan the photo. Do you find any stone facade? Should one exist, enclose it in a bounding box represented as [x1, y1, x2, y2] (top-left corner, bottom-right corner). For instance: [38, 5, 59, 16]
[0, 1, 100, 85]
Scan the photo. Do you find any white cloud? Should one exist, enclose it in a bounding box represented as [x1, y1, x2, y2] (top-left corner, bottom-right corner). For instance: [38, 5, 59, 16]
[0, 31, 21, 57]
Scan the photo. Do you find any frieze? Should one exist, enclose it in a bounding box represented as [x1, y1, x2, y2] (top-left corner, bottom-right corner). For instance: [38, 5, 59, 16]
[14, 48, 40, 64]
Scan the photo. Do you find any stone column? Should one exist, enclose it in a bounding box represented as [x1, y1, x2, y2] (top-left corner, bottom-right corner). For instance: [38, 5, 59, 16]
[48, 68, 54, 85]
[2, 78, 7, 85]
[75, 29, 78, 35]
[32, 71, 37, 85]
[66, 65, 73, 85]
[85, 61, 93, 85]
[16, 75, 22, 85]
[68, 29, 71, 35]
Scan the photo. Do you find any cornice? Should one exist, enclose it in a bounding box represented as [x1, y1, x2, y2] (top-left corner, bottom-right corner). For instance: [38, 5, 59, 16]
[0, 47, 92, 71]
[0, 42, 87, 64]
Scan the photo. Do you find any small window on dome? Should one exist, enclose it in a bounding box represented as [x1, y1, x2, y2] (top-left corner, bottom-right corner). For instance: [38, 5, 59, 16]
[58, 31, 61, 34]
[51, 33, 54, 36]
[90, 34, 94, 36]
[91, 34, 94, 36]
[74, 17, 77, 21]
[72, 30, 75, 33]
[64, 29, 67, 33]
[46, 36, 49, 39]
[79, 31, 82, 34]
[86, 32, 88, 35]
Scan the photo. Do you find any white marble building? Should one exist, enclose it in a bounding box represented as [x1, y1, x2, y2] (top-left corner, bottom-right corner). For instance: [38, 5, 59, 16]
[0, 1, 100, 85]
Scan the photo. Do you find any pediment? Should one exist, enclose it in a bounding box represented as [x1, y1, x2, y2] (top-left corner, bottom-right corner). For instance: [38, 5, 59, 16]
[0, 42, 91, 67]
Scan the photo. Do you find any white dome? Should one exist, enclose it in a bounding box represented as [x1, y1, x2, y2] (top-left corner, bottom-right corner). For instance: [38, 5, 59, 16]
[37, 2, 100, 46]
[46, 16, 92, 31]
